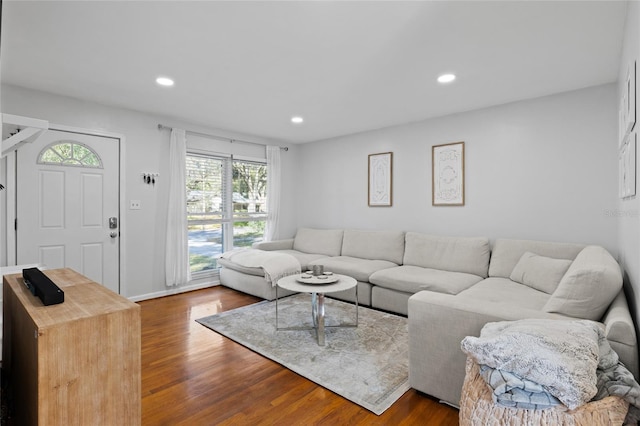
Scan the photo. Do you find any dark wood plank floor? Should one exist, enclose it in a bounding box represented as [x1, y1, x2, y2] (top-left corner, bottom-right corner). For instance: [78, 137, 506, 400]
[140, 286, 459, 425]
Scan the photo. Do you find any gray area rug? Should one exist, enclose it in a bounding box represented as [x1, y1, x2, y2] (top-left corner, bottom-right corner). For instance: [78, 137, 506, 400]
[196, 293, 410, 415]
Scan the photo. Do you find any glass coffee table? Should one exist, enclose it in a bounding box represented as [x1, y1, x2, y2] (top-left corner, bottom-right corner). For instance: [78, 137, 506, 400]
[276, 273, 358, 346]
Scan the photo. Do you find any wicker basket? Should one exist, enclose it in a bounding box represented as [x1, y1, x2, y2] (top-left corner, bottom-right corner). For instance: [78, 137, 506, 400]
[459, 357, 629, 426]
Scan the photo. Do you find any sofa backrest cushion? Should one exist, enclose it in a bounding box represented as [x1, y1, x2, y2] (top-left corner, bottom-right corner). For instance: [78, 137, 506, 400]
[403, 232, 491, 277]
[509, 252, 573, 294]
[341, 229, 405, 264]
[543, 245, 622, 320]
[489, 239, 585, 278]
[293, 228, 344, 257]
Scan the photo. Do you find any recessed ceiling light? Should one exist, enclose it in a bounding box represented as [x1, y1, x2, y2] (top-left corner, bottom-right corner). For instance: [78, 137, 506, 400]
[291, 116, 304, 124]
[437, 74, 456, 84]
[156, 76, 174, 87]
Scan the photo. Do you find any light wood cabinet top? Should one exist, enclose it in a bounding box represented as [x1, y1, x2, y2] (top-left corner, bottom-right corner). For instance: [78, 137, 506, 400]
[4, 267, 139, 327]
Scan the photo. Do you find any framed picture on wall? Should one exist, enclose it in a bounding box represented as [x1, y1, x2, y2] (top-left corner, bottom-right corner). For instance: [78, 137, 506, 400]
[620, 131, 636, 199]
[368, 152, 393, 206]
[432, 141, 465, 206]
[627, 61, 636, 134]
[620, 61, 637, 145]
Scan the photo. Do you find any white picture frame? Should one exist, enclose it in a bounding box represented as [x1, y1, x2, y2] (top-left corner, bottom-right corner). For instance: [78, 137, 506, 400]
[368, 152, 393, 207]
[628, 61, 636, 134]
[620, 132, 637, 199]
[620, 96, 628, 147]
[432, 141, 465, 206]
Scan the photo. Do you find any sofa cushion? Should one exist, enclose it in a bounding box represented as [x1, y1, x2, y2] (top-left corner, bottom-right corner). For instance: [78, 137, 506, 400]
[292, 228, 344, 256]
[403, 232, 491, 278]
[275, 250, 329, 271]
[217, 257, 265, 277]
[543, 246, 622, 320]
[308, 256, 397, 282]
[370, 265, 483, 295]
[509, 252, 573, 294]
[489, 239, 584, 279]
[457, 277, 551, 311]
[341, 229, 405, 264]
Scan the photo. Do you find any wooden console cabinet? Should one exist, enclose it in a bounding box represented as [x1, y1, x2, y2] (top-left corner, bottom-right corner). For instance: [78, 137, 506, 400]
[2, 268, 141, 425]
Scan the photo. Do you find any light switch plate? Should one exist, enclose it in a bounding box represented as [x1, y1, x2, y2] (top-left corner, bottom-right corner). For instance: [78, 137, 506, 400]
[130, 200, 141, 210]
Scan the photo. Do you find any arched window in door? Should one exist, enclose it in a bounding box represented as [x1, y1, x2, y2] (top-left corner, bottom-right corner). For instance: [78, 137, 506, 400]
[37, 140, 103, 168]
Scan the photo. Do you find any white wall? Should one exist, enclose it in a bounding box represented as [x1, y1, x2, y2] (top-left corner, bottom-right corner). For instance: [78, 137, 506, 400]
[617, 1, 640, 326]
[1, 84, 299, 299]
[1, 72, 624, 306]
[295, 84, 619, 255]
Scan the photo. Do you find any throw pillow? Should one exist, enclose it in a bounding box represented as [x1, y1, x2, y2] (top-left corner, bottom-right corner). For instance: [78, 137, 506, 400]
[543, 246, 622, 320]
[509, 252, 573, 294]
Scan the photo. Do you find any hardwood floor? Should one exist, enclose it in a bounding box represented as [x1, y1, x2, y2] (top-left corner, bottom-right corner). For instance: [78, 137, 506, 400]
[140, 286, 459, 425]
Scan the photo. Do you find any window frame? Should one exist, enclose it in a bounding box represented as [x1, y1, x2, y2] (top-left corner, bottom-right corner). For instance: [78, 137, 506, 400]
[186, 151, 268, 279]
[37, 140, 104, 168]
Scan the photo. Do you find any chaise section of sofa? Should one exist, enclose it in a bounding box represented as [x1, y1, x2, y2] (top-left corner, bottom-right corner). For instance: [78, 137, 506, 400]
[369, 233, 491, 314]
[408, 238, 639, 407]
[219, 227, 407, 305]
[219, 228, 343, 300]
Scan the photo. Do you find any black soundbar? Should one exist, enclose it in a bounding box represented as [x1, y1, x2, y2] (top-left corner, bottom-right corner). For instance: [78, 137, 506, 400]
[22, 268, 64, 306]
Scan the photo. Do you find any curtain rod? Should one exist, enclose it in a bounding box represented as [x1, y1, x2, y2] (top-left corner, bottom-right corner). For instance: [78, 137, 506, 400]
[157, 124, 288, 151]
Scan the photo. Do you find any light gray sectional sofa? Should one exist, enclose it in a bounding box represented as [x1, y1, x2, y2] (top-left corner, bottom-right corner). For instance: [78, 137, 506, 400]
[409, 238, 639, 406]
[218, 227, 639, 408]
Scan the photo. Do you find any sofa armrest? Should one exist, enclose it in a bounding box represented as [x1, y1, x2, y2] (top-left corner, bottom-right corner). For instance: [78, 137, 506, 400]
[601, 290, 639, 378]
[602, 290, 637, 346]
[252, 239, 294, 251]
[408, 291, 564, 406]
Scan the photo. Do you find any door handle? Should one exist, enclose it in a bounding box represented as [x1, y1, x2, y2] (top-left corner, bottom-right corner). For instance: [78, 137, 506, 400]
[110, 232, 118, 238]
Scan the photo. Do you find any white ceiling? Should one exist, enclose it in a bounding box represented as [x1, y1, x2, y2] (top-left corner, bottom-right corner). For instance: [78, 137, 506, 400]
[0, 1, 628, 144]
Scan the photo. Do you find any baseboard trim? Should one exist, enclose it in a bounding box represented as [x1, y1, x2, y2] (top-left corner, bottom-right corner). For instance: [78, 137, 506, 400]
[128, 280, 220, 302]
[439, 400, 460, 410]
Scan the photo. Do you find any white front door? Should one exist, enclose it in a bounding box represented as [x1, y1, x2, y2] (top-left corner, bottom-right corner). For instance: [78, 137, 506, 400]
[16, 129, 120, 293]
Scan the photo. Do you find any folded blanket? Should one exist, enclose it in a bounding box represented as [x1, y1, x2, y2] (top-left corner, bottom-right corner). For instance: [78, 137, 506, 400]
[462, 319, 640, 423]
[219, 249, 300, 285]
[594, 341, 640, 425]
[478, 364, 562, 410]
[461, 319, 601, 410]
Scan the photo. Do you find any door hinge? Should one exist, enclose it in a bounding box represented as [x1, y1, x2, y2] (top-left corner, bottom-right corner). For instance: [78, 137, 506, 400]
[14, 218, 17, 231]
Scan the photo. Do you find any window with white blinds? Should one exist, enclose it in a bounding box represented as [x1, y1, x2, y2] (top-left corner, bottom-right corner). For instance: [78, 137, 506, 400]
[186, 153, 267, 275]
